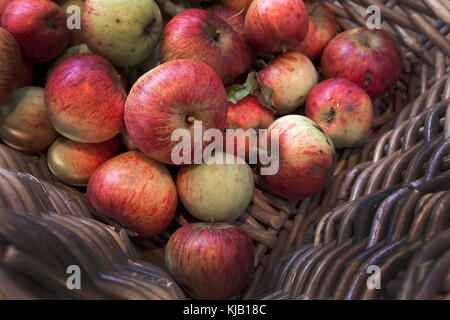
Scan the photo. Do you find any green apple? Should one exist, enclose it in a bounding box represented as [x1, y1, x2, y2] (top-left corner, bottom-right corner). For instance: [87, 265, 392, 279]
[176, 152, 255, 222]
[82, 0, 162, 66]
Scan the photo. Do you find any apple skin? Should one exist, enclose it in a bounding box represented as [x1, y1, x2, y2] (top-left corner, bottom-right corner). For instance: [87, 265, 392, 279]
[218, 0, 254, 11]
[120, 129, 138, 151]
[1, 0, 69, 64]
[294, 0, 337, 61]
[82, 0, 163, 67]
[205, 4, 256, 75]
[165, 222, 254, 300]
[305, 78, 374, 148]
[47, 135, 122, 186]
[58, 0, 85, 46]
[17, 61, 34, 88]
[0, 86, 58, 154]
[321, 28, 403, 100]
[244, 0, 309, 54]
[0, 0, 13, 19]
[257, 52, 318, 115]
[261, 115, 335, 200]
[45, 54, 126, 143]
[160, 8, 249, 85]
[225, 96, 274, 159]
[177, 152, 254, 222]
[125, 59, 228, 165]
[0, 27, 21, 106]
[45, 43, 91, 81]
[87, 151, 177, 239]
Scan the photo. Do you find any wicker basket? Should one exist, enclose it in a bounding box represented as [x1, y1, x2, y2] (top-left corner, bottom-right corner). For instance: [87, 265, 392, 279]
[0, 0, 449, 300]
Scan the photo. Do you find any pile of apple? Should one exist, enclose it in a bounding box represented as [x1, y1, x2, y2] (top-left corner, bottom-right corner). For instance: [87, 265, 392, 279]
[0, 0, 403, 299]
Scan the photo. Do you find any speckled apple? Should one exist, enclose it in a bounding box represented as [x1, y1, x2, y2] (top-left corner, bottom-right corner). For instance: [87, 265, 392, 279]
[257, 52, 318, 115]
[321, 28, 403, 99]
[176, 152, 254, 222]
[261, 115, 335, 199]
[87, 151, 177, 239]
[0, 86, 58, 154]
[166, 222, 254, 299]
[45, 54, 126, 143]
[160, 9, 250, 85]
[305, 78, 374, 148]
[244, 0, 309, 54]
[82, 0, 162, 67]
[125, 59, 228, 165]
[47, 135, 122, 186]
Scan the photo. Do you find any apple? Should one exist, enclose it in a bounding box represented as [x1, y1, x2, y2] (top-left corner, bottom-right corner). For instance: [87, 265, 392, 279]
[87, 151, 177, 239]
[160, 8, 249, 84]
[294, 0, 337, 61]
[218, 0, 254, 11]
[225, 96, 274, 159]
[166, 222, 254, 299]
[125, 59, 228, 165]
[257, 52, 318, 115]
[47, 135, 121, 186]
[82, 0, 163, 67]
[205, 4, 256, 76]
[1, 0, 69, 64]
[126, 44, 160, 88]
[58, 0, 85, 45]
[17, 61, 34, 88]
[0, 27, 21, 106]
[244, 0, 308, 54]
[305, 78, 374, 148]
[45, 54, 126, 143]
[261, 115, 335, 199]
[177, 152, 254, 222]
[321, 28, 403, 99]
[0, 86, 58, 154]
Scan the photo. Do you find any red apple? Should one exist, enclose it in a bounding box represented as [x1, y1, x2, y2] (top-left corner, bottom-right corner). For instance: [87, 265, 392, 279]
[1, 0, 69, 64]
[305, 78, 374, 148]
[257, 52, 318, 115]
[0, 27, 21, 106]
[47, 135, 122, 186]
[87, 151, 177, 239]
[165, 222, 254, 299]
[218, 0, 254, 12]
[244, 0, 308, 54]
[0, 86, 58, 154]
[225, 96, 274, 159]
[17, 61, 34, 88]
[294, 0, 337, 61]
[160, 8, 250, 84]
[205, 4, 256, 75]
[261, 115, 335, 199]
[321, 28, 403, 99]
[125, 59, 228, 165]
[45, 54, 126, 143]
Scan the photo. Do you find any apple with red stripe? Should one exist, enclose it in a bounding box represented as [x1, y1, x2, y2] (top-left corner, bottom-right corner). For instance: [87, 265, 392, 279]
[0, 27, 21, 106]
[244, 0, 309, 54]
[306, 78, 374, 149]
[45, 54, 126, 143]
[87, 151, 177, 239]
[321, 28, 403, 99]
[260, 115, 335, 200]
[1, 0, 69, 64]
[166, 222, 254, 299]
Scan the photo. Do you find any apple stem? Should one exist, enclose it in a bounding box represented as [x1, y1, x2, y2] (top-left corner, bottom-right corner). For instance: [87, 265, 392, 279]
[186, 116, 196, 124]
